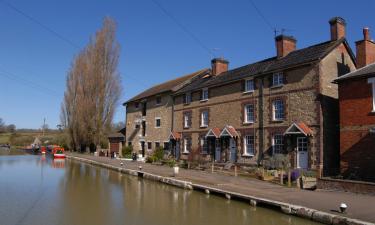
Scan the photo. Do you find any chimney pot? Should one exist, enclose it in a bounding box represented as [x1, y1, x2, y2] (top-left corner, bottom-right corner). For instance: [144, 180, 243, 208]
[329, 17, 346, 40]
[211, 58, 229, 76]
[363, 27, 370, 41]
[275, 35, 296, 58]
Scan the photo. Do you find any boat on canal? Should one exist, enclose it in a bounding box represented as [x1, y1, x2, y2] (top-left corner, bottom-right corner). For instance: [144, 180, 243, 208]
[46, 145, 66, 159]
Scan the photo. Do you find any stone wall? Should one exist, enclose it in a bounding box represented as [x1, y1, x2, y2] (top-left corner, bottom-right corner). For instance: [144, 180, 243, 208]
[318, 178, 375, 195]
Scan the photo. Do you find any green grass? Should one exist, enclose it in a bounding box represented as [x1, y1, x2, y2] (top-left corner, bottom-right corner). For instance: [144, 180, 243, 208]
[0, 131, 64, 147]
[0, 133, 11, 144]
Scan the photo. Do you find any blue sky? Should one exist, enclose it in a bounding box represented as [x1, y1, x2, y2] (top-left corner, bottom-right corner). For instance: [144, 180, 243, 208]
[0, 0, 374, 129]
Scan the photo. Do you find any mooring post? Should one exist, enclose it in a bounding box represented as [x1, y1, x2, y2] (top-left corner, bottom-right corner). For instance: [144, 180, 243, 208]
[288, 170, 291, 187]
[211, 161, 214, 173]
[280, 170, 284, 185]
[234, 165, 238, 177]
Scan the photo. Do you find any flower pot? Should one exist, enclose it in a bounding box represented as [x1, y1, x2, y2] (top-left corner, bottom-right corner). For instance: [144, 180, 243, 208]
[173, 166, 179, 176]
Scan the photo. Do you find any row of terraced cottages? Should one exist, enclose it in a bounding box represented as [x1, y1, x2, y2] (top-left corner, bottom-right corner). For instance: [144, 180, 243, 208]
[124, 17, 360, 177]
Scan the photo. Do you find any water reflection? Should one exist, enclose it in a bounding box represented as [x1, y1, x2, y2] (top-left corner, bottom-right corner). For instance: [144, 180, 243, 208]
[0, 154, 320, 225]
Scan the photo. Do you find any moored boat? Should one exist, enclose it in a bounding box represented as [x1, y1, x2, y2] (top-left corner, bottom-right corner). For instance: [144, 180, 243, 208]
[47, 145, 66, 159]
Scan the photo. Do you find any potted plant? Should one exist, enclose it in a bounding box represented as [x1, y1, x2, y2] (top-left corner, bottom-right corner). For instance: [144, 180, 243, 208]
[168, 159, 179, 176]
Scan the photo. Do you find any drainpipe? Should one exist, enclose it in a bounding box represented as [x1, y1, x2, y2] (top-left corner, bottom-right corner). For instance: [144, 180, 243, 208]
[258, 77, 264, 166]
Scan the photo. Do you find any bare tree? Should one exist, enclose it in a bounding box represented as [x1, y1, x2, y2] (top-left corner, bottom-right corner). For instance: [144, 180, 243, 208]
[0, 118, 5, 133]
[61, 17, 122, 151]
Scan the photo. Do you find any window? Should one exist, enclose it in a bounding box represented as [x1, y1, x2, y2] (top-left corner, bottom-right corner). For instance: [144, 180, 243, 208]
[155, 118, 161, 128]
[155, 142, 160, 149]
[163, 142, 169, 150]
[272, 99, 284, 121]
[200, 137, 208, 154]
[156, 96, 162, 105]
[272, 134, 284, 154]
[244, 79, 254, 92]
[201, 88, 209, 101]
[183, 93, 191, 104]
[184, 114, 190, 128]
[272, 72, 284, 86]
[368, 78, 375, 112]
[147, 142, 152, 150]
[183, 138, 190, 153]
[244, 104, 254, 123]
[201, 111, 209, 127]
[135, 102, 139, 109]
[243, 135, 254, 156]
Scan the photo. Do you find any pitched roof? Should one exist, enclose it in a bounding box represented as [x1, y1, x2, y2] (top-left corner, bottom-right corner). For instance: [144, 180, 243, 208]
[176, 38, 353, 94]
[284, 122, 313, 136]
[334, 62, 375, 82]
[124, 69, 208, 104]
[206, 127, 221, 138]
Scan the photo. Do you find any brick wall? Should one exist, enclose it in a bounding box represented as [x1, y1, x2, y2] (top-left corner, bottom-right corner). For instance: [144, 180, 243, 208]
[339, 78, 375, 181]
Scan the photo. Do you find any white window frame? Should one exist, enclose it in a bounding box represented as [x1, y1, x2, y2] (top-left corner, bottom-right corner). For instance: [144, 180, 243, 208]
[272, 99, 284, 121]
[243, 135, 254, 156]
[201, 111, 208, 127]
[155, 117, 161, 128]
[272, 72, 284, 87]
[201, 88, 209, 101]
[184, 93, 191, 104]
[272, 134, 284, 154]
[184, 114, 190, 128]
[244, 79, 254, 93]
[368, 78, 375, 112]
[183, 138, 189, 153]
[244, 104, 254, 123]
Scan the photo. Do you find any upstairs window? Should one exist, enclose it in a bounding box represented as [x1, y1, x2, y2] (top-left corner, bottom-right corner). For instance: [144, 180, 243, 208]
[156, 96, 162, 105]
[201, 111, 209, 127]
[135, 102, 139, 109]
[155, 142, 160, 149]
[272, 72, 284, 87]
[244, 79, 254, 92]
[183, 93, 191, 104]
[155, 117, 161, 128]
[272, 99, 284, 121]
[243, 135, 255, 156]
[244, 104, 254, 123]
[369, 78, 375, 112]
[184, 114, 190, 128]
[272, 134, 284, 154]
[201, 88, 209, 101]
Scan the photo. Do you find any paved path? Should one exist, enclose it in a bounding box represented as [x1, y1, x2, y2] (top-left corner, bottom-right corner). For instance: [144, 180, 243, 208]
[68, 153, 375, 224]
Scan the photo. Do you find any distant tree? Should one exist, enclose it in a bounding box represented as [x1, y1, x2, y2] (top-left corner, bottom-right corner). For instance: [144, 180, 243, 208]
[56, 124, 63, 132]
[61, 17, 122, 151]
[7, 124, 16, 133]
[112, 121, 125, 132]
[0, 118, 5, 133]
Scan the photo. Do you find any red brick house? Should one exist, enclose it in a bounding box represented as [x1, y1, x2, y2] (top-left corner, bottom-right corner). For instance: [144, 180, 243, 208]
[334, 28, 375, 181]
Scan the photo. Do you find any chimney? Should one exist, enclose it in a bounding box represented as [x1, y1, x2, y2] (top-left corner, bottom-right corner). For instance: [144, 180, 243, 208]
[356, 27, 375, 68]
[329, 17, 346, 40]
[275, 35, 296, 58]
[211, 58, 229, 75]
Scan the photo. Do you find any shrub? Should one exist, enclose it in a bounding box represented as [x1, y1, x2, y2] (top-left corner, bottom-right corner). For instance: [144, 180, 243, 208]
[146, 155, 157, 163]
[122, 145, 133, 159]
[152, 147, 164, 162]
[166, 159, 177, 167]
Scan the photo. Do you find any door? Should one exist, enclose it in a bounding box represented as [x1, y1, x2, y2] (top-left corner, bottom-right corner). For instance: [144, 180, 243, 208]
[215, 139, 221, 162]
[141, 141, 145, 157]
[229, 138, 236, 162]
[175, 142, 180, 160]
[297, 137, 308, 169]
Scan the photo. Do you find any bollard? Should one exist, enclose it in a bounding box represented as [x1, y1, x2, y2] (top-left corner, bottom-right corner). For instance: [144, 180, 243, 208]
[280, 170, 284, 185]
[250, 199, 257, 207]
[225, 194, 231, 200]
[288, 170, 291, 187]
[234, 165, 238, 177]
[205, 189, 210, 194]
[211, 161, 214, 173]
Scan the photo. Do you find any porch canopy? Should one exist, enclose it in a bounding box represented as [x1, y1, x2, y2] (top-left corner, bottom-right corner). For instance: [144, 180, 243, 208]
[205, 127, 221, 138]
[169, 131, 181, 140]
[220, 125, 239, 138]
[284, 122, 313, 136]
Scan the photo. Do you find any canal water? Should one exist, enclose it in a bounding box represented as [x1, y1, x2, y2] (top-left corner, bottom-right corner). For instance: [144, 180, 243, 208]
[0, 153, 320, 225]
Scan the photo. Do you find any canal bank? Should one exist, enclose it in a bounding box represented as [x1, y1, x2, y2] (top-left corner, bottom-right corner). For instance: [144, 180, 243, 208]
[66, 153, 374, 225]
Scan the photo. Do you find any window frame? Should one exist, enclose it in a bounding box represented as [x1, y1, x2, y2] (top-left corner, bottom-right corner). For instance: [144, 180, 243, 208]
[272, 99, 284, 121]
[200, 137, 208, 154]
[147, 142, 152, 150]
[272, 134, 284, 154]
[184, 114, 190, 128]
[201, 88, 209, 101]
[155, 142, 160, 149]
[244, 79, 255, 93]
[244, 104, 254, 123]
[200, 110, 209, 127]
[134, 102, 139, 109]
[368, 78, 375, 112]
[155, 117, 161, 128]
[156, 96, 162, 105]
[243, 135, 255, 156]
[183, 138, 190, 153]
[272, 72, 284, 87]
[184, 92, 191, 104]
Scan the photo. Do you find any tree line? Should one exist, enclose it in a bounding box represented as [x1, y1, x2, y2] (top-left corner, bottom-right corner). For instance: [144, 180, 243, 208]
[0, 118, 16, 133]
